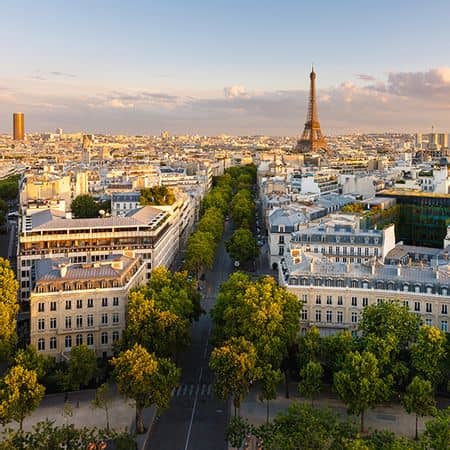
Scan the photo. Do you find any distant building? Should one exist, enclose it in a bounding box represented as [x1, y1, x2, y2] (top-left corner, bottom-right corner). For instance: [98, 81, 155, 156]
[13, 112, 25, 141]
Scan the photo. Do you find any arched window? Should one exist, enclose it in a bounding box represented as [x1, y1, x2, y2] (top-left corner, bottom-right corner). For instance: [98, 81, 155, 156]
[76, 334, 83, 346]
[87, 333, 94, 346]
[50, 337, 57, 350]
[65, 335, 72, 349]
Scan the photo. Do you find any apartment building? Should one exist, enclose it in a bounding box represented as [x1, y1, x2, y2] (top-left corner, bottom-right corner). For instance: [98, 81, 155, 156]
[280, 249, 450, 335]
[289, 215, 396, 264]
[30, 254, 145, 360]
[18, 191, 195, 301]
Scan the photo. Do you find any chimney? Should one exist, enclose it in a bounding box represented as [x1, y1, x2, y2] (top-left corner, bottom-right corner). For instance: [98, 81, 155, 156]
[396, 263, 401, 277]
[60, 264, 68, 278]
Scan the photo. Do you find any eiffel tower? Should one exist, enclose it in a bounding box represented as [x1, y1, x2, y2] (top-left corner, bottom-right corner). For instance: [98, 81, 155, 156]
[296, 67, 328, 153]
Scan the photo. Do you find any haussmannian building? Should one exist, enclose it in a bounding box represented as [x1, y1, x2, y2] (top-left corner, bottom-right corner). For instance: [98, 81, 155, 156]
[30, 253, 146, 360]
[280, 248, 450, 335]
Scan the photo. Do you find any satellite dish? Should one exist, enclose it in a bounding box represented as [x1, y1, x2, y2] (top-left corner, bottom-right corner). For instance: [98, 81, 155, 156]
[99, 209, 105, 216]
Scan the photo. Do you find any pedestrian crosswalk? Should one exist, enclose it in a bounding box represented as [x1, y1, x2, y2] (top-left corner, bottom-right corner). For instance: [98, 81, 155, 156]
[171, 383, 213, 398]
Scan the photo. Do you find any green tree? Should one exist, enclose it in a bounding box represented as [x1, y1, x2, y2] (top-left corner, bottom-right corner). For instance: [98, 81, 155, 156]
[209, 337, 258, 416]
[202, 188, 230, 214]
[0, 365, 45, 430]
[226, 228, 259, 266]
[112, 344, 179, 433]
[13, 345, 54, 381]
[70, 194, 100, 218]
[420, 406, 450, 450]
[334, 351, 391, 432]
[122, 292, 190, 357]
[144, 267, 202, 321]
[299, 361, 323, 406]
[359, 301, 420, 347]
[140, 186, 175, 206]
[184, 231, 215, 279]
[402, 376, 436, 440]
[92, 382, 114, 432]
[255, 402, 358, 450]
[0, 258, 19, 362]
[411, 325, 447, 388]
[259, 365, 283, 423]
[298, 326, 321, 370]
[197, 207, 224, 242]
[60, 345, 97, 391]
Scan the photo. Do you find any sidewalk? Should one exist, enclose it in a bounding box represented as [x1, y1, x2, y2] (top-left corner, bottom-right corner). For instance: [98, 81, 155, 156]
[0, 387, 156, 448]
[238, 383, 435, 439]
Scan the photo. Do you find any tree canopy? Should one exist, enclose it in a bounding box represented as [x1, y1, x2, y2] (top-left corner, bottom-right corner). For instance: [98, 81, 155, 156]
[0, 258, 19, 362]
[226, 227, 259, 266]
[112, 344, 179, 433]
[71, 194, 110, 218]
[140, 186, 175, 206]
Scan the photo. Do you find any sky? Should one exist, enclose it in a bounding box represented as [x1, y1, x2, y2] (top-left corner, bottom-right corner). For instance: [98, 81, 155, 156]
[1, 0, 450, 136]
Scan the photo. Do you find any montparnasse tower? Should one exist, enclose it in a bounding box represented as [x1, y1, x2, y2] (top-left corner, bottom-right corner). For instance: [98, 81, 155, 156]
[296, 67, 328, 153]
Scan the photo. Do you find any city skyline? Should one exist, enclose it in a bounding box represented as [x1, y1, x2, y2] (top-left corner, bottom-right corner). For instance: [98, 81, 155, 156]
[2, 0, 450, 135]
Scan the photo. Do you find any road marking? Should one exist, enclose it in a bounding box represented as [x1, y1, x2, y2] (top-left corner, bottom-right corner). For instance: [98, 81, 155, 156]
[184, 367, 203, 450]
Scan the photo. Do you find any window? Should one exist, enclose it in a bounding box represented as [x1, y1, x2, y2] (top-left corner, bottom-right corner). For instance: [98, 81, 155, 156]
[38, 318, 45, 331]
[414, 302, 421, 312]
[77, 299, 83, 309]
[301, 294, 308, 303]
[76, 334, 83, 346]
[425, 318, 433, 327]
[279, 246, 284, 256]
[337, 296, 343, 306]
[362, 297, 368, 307]
[112, 313, 119, 324]
[279, 235, 285, 244]
[113, 297, 119, 306]
[101, 313, 108, 325]
[87, 314, 94, 327]
[50, 301, 57, 311]
[441, 320, 448, 333]
[65, 316, 72, 329]
[351, 312, 358, 323]
[101, 332, 108, 345]
[337, 311, 343, 323]
[301, 310, 308, 320]
[102, 298, 108, 307]
[315, 295, 321, 305]
[112, 331, 120, 342]
[426, 303, 432, 313]
[351, 297, 357, 307]
[326, 296, 332, 305]
[315, 310, 321, 322]
[403, 300, 409, 309]
[38, 302, 45, 312]
[76, 315, 83, 328]
[65, 335, 72, 349]
[38, 338, 45, 351]
[87, 333, 94, 346]
[50, 337, 57, 350]
[87, 298, 93, 308]
[326, 310, 332, 323]
[65, 300, 72, 310]
[442, 304, 448, 315]
[50, 317, 56, 329]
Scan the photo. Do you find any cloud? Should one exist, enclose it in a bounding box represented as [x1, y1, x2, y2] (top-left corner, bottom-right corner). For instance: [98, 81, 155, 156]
[224, 85, 248, 98]
[356, 73, 376, 82]
[50, 71, 77, 78]
[368, 67, 450, 101]
[3, 66, 450, 135]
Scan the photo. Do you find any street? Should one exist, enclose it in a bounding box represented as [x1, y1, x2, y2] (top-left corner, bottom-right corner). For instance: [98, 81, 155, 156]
[146, 220, 234, 450]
